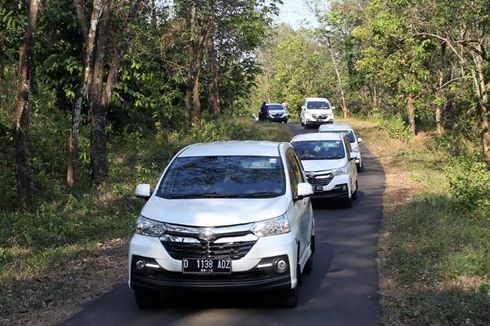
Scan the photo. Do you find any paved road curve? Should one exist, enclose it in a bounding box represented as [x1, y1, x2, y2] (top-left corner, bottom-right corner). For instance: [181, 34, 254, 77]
[63, 123, 384, 326]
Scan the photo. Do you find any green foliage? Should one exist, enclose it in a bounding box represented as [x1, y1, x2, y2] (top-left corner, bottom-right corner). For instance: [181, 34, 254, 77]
[383, 114, 411, 142]
[444, 157, 490, 219]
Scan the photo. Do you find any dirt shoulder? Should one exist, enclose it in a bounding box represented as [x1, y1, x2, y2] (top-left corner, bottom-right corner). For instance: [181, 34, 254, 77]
[1, 238, 128, 326]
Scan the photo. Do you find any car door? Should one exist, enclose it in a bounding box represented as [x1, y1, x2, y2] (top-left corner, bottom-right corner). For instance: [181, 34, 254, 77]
[285, 149, 312, 260]
[342, 136, 357, 190]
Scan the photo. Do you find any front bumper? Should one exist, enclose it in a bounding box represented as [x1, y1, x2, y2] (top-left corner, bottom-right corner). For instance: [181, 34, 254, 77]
[128, 233, 297, 292]
[312, 183, 349, 199]
[306, 117, 334, 125]
[267, 115, 288, 123]
[130, 256, 291, 292]
[308, 173, 351, 199]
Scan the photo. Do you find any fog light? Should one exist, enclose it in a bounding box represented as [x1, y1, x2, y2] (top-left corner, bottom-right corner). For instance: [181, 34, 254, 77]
[341, 185, 347, 192]
[273, 258, 289, 274]
[135, 260, 146, 270]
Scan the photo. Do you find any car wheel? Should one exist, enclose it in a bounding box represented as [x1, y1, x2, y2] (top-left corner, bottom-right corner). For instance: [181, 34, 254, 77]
[134, 289, 160, 309]
[304, 236, 314, 274]
[300, 118, 304, 126]
[357, 163, 364, 173]
[352, 181, 358, 200]
[282, 262, 300, 308]
[342, 196, 353, 208]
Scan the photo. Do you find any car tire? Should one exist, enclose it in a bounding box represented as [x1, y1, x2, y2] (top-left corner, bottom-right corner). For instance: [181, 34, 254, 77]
[134, 289, 160, 309]
[342, 196, 353, 208]
[357, 163, 364, 173]
[352, 181, 358, 200]
[304, 236, 314, 274]
[281, 285, 299, 308]
[282, 262, 300, 308]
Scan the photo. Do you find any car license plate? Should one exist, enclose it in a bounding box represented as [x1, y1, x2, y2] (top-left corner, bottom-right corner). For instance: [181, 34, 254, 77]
[182, 258, 232, 274]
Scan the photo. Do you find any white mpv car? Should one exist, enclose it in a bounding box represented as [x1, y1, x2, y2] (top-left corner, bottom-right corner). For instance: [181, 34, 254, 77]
[291, 133, 358, 208]
[319, 123, 364, 171]
[300, 97, 335, 128]
[129, 141, 315, 308]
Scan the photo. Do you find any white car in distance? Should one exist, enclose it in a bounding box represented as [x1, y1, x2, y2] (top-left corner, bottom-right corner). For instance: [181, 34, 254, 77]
[319, 123, 364, 172]
[129, 141, 315, 309]
[291, 133, 358, 208]
[300, 97, 335, 128]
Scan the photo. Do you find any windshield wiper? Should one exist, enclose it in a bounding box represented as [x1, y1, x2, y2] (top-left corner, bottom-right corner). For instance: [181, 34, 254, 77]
[243, 192, 280, 198]
[162, 192, 234, 199]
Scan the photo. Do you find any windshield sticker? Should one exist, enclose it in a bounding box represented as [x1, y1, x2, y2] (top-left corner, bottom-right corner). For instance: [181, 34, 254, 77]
[269, 158, 277, 164]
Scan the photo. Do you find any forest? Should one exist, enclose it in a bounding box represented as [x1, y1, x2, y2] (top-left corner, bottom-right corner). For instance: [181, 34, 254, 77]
[0, 0, 489, 324]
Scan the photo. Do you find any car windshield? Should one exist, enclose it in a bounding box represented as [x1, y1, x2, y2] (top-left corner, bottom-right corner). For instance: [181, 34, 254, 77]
[321, 130, 355, 143]
[265, 104, 284, 111]
[157, 156, 285, 199]
[292, 140, 345, 160]
[306, 101, 330, 110]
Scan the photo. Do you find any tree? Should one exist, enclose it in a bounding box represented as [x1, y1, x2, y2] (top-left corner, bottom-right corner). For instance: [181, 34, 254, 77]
[15, 0, 40, 211]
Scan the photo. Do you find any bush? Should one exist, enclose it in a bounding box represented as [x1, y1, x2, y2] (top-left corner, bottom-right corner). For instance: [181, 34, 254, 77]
[444, 157, 490, 219]
[384, 114, 412, 142]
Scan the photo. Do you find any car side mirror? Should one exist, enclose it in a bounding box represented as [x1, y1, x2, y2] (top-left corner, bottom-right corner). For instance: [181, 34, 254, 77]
[357, 137, 363, 143]
[296, 182, 313, 200]
[301, 105, 305, 110]
[331, 106, 335, 110]
[349, 153, 357, 161]
[135, 184, 151, 199]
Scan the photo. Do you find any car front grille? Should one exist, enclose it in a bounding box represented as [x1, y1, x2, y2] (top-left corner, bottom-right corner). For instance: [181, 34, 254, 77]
[308, 174, 334, 186]
[162, 240, 256, 260]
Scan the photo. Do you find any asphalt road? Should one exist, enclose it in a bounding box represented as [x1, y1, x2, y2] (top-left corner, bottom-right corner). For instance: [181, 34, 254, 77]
[63, 123, 384, 326]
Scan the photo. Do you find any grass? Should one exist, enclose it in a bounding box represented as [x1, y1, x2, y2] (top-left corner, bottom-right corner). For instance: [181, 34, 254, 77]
[345, 117, 490, 325]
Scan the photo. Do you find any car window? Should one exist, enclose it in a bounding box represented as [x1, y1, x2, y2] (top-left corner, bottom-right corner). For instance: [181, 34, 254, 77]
[265, 104, 284, 111]
[321, 130, 355, 142]
[306, 101, 330, 110]
[343, 136, 352, 157]
[156, 156, 286, 199]
[286, 149, 304, 197]
[291, 140, 345, 160]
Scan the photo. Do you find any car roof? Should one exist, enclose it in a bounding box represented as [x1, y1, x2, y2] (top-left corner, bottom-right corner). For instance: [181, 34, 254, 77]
[265, 102, 283, 106]
[291, 132, 343, 142]
[305, 97, 330, 102]
[319, 123, 353, 132]
[179, 141, 284, 157]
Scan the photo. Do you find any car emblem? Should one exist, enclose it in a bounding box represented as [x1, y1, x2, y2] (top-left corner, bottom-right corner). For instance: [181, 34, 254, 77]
[198, 228, 215, 242]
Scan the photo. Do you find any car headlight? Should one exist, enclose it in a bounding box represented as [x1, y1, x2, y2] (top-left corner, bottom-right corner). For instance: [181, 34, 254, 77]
[251, 215, 290, 237]
[331, 167, 349, 176]
[135, 215, 166, 237]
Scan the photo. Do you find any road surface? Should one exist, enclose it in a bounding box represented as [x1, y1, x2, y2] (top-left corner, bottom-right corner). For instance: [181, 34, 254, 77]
[63, 123, 384, 326]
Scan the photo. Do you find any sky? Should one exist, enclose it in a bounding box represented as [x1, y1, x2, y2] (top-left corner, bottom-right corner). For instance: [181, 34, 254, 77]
[275, 0, 320, 30]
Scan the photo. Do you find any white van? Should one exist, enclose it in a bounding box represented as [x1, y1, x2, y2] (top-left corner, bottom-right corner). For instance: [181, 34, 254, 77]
[300, 97, 335, 128]
[129, 141, 315, 308]
[291, 133, 358, 208]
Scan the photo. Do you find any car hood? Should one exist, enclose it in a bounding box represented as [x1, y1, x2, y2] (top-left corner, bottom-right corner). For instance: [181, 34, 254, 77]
[301, 159, 344, 173]
[141, 195, 289, 227]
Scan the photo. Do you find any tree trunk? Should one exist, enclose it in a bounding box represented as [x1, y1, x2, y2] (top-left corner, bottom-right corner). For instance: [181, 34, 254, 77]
[327, 46, 348, 119]
[15, 0, 40, 211]
[208, 38, 220, 119]
[407, 93, 417, 135]
[436, 72, 444, 135]
[67, 0, 104, 192]
[89, 0, 111, 184]
[184, 6, 197, 129]
[73, 0, 88, 39]
[473, 49, 490, 169]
